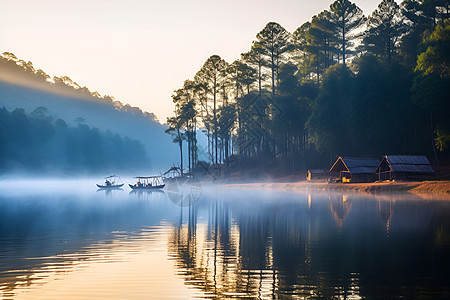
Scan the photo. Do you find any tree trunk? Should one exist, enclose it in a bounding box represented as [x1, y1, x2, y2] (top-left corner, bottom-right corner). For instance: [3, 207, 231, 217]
[316, 48, 320, 85]
[431, 113, 439, 166]
[214, 77, 218, 166]
[193, 121, 197, 170]
[342, 23, 346, 65]
[178, 128, 183, 176]
[271, 50, 275, 96]
[258, 61, 262, 98]
[187, 129, 191, 173]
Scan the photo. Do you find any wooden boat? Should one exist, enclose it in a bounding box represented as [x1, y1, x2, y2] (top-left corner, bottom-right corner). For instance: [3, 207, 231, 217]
[129, 176, 165, 190]
[96, 175, 124, 188]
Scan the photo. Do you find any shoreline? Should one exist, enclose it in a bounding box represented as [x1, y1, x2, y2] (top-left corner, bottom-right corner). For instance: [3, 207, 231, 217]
[223, 180, 450, 195]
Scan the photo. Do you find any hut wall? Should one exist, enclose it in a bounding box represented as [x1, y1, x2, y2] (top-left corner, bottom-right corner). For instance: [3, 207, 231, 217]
[377, 171, 393, 181]
[338, 172, 375, 183]
[307, 171, 327, 181]
[350, 173, 376, 183]
[392, 172, 432, 181]
[375, 155, 434, 181]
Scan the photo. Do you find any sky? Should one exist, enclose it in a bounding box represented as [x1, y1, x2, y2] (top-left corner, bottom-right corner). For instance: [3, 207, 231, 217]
[0, 0, 391, 123]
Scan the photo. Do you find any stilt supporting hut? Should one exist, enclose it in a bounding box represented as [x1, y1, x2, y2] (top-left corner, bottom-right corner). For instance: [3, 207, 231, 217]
[375, 155, 434, 181]
[329, 157, 379, 183]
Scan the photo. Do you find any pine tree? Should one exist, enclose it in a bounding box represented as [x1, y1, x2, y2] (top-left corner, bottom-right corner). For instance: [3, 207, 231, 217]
[255, 22, 292, 96]
[194, 55, 228, 165]
[329, 0, 365, 65]
[292, 22, 313, 81]
[363, 0, 407, 62]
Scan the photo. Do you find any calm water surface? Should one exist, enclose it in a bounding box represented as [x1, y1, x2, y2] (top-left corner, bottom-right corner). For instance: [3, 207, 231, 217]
[0, 179, 449, 299]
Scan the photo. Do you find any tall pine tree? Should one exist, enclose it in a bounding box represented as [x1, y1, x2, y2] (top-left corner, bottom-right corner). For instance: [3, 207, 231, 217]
[329, 0, 365, 65]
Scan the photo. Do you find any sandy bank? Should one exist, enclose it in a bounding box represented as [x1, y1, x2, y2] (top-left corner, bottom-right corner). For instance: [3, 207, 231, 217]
[223, 180, 450, 195]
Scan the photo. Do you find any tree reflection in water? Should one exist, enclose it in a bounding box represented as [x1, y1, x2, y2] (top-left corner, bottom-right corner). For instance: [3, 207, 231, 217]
[167, 190, 450, 299]
[1, 188, 448, 299]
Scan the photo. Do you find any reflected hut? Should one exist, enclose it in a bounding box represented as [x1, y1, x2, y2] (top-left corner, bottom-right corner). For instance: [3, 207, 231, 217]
[329, 157, 379, 183]
[330, 195, 352, 228]
[375, 155, 434, 181]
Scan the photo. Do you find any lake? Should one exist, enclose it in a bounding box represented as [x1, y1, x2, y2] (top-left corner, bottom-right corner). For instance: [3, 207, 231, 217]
[0, 179, 449, 299]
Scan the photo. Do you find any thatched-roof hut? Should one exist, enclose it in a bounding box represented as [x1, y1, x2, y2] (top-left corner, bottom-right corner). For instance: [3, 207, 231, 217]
[375, 155, 434, 181]
[329, 157, 379, 183]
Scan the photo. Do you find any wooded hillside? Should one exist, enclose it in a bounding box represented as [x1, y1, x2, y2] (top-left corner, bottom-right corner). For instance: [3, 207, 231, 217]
[0, 53, 178, 174]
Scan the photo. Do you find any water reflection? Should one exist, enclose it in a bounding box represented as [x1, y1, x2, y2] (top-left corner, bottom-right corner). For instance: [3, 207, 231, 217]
[0, 186, 181, 299]
[167, 190, 450, 299]
[165, 177, 202, 207]
[378, 198, 393, 235]
[96, 187, 124, 197]
[128, 189, 166, 200]
[329, 195, 352, 229]
[0, 185, 449, 299]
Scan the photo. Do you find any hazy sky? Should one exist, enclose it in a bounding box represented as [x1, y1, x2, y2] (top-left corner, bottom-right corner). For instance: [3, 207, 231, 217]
[1, 0, 390, 122]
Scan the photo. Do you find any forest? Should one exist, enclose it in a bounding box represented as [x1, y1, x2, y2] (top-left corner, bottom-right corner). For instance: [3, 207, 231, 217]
[0, 107, 148, 174]
[166, 0, 450, 177]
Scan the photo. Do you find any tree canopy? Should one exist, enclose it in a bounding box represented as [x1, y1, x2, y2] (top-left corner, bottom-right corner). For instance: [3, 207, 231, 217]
[163, 0, 450, 176]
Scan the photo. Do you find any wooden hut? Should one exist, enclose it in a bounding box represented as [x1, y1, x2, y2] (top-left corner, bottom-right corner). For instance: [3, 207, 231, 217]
[306, 169, 326, 181]
[162, 166, 182, 179]
[375, 155, 434, 181]
[329, 157, 379, 183]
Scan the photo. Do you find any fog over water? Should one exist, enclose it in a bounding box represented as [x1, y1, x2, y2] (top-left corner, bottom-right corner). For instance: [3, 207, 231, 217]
[0, 180, 449, 299]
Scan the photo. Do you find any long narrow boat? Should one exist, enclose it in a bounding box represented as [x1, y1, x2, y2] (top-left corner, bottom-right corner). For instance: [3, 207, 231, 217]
[96, 175, 124, 188]
[129, 176, 165, 190]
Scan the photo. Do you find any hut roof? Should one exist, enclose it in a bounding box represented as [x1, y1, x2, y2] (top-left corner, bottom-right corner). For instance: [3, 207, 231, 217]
[163, 166, 181, 176]
[376, 155, 434, 173]
[308, 169, 326, 174]
[329, 157, 379, 174]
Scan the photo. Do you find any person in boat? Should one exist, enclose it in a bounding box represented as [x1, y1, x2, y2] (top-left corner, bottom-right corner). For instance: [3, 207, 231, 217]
[105, 180, 111, 186]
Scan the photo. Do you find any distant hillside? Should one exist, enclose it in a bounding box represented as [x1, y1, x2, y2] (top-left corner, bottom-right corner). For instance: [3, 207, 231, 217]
[0, 107, 151, 175]
[0, 52, 178, 172]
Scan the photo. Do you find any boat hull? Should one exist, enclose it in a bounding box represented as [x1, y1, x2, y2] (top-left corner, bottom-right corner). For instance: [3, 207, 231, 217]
[96, 183, 124, 188]
[129, 184, 165, 190]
